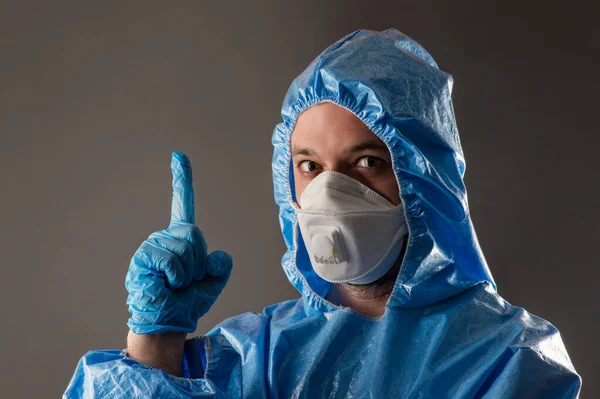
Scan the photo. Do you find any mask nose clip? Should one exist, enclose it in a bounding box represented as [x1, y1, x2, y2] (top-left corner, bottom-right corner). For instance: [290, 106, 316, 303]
[308, 225, 347, 264]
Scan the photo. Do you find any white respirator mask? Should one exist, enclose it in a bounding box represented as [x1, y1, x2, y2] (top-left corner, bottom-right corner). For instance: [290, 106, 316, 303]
[293, 171, 408, 285]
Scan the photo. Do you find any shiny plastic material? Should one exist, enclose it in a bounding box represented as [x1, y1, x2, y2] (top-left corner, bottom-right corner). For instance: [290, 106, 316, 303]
[126, 152, 233, 334]
[65, 29, 581, 398]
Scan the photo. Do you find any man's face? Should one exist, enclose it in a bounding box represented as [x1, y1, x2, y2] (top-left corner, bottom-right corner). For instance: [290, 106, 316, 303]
[291, 102, 401, 206]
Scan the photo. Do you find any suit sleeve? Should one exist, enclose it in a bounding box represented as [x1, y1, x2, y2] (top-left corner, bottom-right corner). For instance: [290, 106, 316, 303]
[477, 341, 581, 398]
[63, 346, 225, 399]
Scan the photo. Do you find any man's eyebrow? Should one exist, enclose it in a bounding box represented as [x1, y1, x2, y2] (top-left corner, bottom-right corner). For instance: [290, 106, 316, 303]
[344, 140, 389, 155]
[291, 140, 388, 157]
[291, 146, 316, 157]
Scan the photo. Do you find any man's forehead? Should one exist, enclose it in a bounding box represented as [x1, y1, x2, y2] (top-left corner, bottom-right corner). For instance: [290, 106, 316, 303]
[290, 102, 391, 157]
[294, 102, 367, 129]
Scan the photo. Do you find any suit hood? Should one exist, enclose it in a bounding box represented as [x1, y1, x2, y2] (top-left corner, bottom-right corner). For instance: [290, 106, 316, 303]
[271, 29, 495, 314]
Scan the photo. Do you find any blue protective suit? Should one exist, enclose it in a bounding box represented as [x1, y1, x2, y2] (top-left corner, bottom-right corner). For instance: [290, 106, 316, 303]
[64, 29, 581, 398]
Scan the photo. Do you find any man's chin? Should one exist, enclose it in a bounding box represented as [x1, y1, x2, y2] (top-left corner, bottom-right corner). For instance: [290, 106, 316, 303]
[340, 260, 401, 299]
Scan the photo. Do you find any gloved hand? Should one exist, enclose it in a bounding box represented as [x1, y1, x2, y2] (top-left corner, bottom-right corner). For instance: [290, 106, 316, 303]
[126, 152, 233, 334]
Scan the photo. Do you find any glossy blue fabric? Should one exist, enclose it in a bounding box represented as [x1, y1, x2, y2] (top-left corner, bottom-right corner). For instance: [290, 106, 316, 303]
[64, 29, 581, 398]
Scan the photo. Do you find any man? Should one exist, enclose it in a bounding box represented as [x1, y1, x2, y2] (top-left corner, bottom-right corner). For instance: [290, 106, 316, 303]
[65, 29, 581, 398]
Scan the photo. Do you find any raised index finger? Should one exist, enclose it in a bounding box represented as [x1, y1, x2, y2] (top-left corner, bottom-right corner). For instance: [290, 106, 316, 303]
[170, 152, 195, 225]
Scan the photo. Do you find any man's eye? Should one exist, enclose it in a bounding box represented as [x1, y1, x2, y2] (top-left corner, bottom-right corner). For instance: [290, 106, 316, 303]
[356, 156, 384, 168]
[299, 160, 320, 173]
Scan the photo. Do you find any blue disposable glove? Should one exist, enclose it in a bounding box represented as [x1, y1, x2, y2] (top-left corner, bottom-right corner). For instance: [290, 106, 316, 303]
[126, 152, 233, 334]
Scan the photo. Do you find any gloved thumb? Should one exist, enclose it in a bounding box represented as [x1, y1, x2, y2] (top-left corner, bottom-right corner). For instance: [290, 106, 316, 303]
[205, 250, 233, 280]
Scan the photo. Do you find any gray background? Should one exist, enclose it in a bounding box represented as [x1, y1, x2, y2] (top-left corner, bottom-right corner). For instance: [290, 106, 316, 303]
[1, 1, 598, 397]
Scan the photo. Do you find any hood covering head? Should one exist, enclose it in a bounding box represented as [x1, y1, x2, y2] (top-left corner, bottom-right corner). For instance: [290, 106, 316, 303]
[272, 29, 495, 313]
